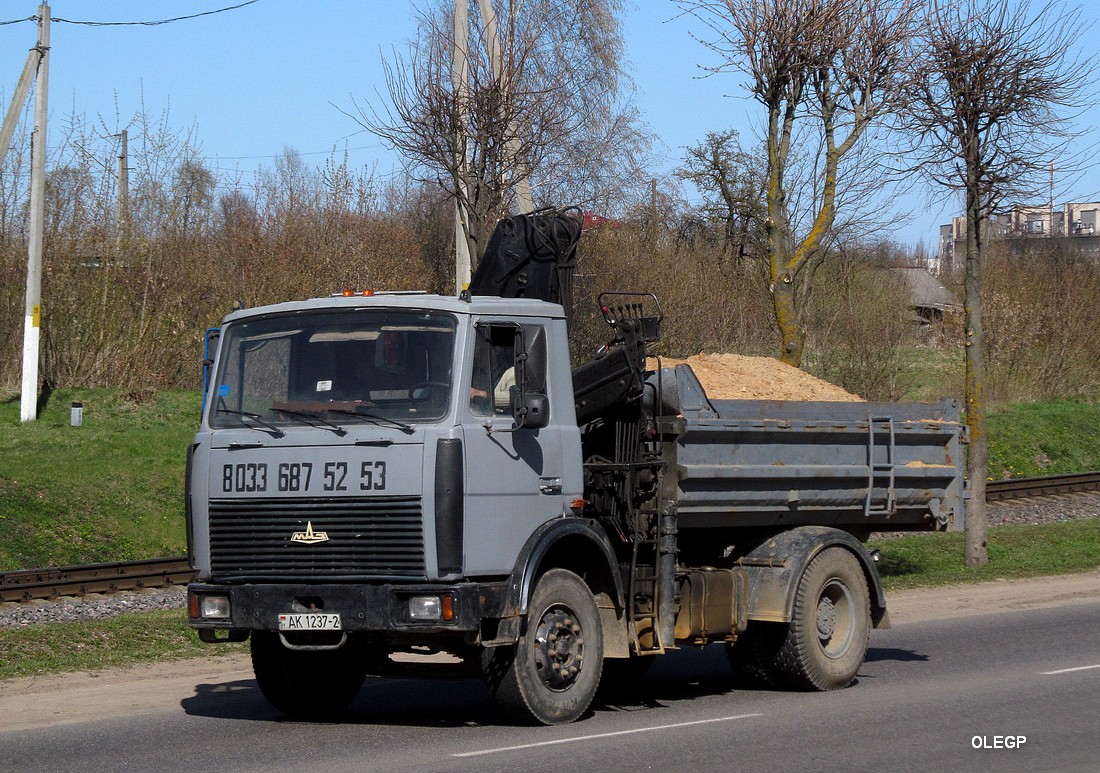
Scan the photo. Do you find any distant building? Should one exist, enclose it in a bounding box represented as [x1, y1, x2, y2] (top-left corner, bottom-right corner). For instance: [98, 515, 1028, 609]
[892, 267, 961, 324]
[937, 201, 1100, 272]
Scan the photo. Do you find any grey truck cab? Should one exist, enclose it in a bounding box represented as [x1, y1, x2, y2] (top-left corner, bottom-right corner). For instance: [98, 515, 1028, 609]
[188, 291, 582, 632]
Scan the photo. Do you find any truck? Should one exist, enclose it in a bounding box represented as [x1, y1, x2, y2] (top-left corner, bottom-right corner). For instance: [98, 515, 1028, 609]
[186, 209, 966, 725]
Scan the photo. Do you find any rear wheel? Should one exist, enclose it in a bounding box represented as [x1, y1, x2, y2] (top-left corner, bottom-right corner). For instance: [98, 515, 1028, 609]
[483, 568, 603, 725]
[250, 632, 368, 718]
[772, 547, 871, 690]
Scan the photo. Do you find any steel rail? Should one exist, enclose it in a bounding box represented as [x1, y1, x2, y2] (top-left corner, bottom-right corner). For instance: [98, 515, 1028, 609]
[2, 472, 1098, 604]
[985, 471, 1100, 501]
[0, 557, 195, 604]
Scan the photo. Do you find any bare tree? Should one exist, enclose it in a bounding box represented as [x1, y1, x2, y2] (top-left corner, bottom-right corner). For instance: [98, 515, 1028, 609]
[680, 0, 919, 366]
[676, 129, 766, 266]
[905, 0, 1087, 566]
[357, 0, 645, 266]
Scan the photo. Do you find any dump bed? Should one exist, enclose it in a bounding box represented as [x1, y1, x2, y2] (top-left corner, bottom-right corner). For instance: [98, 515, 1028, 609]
[651, 365, 966, 533]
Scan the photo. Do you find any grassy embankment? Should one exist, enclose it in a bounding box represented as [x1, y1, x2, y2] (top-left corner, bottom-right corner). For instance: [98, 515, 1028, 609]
[1, 388, 1098, 679]
[0, 388, 198, 570]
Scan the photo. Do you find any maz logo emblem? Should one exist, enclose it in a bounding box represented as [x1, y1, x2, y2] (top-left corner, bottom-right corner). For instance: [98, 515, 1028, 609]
[290, 521, 329, 544]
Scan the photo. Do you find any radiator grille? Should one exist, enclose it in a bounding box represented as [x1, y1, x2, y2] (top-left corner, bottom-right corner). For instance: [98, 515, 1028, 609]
[208, 495, 425, 578]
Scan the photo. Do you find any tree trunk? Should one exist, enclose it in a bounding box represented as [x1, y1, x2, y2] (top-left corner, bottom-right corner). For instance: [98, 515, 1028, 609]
[963, 201, 989, 567]
[771, 274, 804, 366]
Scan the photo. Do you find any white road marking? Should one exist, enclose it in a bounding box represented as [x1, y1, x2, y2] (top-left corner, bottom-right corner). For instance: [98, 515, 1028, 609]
[1041, 664, 1100, 676]
[451, 713, 763, 758]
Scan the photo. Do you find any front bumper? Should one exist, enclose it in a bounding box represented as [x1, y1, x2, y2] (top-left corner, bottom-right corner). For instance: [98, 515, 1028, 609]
[188, 580, 510, 640]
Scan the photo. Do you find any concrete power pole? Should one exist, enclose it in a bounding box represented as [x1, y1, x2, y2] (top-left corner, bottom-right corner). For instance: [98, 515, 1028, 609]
[476, 0, 533, 214]
[117, 129, 129, 241]
[1049, 160, 1055, 238]
[20, 4, 49, 423]
[0, 38, 40, 172]
[453, 0, 472, 292]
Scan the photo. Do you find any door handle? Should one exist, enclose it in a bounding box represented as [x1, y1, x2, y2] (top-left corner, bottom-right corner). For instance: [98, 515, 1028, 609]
[539, 477, 562, 495]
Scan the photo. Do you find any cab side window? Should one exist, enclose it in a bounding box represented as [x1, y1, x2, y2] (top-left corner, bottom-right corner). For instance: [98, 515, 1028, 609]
[470, 325, 517, 415]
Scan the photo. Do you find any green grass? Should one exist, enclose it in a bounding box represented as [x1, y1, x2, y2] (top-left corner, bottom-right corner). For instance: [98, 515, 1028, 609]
[987, 400, 1100, 479]
[0, 388, 199, 570]
[870, 519, 1100, 590]
[0, 609, 247, 680]
[897, 344, 966, 404]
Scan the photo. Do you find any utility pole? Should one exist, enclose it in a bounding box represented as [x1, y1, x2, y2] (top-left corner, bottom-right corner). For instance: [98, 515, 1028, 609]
[0, 38, 40, 172]
[476, 0, 533, 214]
[20, 4, 49, 423]
[117, 129, 129, 241]
[1049, 160, 1055, 238]
[453, 0, 472, 291]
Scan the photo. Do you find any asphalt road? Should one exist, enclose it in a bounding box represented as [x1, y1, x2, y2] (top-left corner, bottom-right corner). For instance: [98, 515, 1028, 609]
[2, 596, 1098, 773]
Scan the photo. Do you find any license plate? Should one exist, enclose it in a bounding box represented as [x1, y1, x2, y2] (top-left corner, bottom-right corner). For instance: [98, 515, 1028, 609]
[278, 613, 341, 631]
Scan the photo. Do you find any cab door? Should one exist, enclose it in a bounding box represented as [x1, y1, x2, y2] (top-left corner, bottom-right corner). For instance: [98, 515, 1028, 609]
[460, 321, 566, 575]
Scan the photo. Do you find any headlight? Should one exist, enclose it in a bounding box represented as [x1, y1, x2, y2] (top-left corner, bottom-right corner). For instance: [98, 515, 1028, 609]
[408, 594, 455, 621]
[408, 596, 441, 620]
[190, 593, 230, 619]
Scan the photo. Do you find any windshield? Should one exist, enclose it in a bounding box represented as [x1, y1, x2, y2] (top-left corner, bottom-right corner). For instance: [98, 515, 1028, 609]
[209, 310, 457, 428]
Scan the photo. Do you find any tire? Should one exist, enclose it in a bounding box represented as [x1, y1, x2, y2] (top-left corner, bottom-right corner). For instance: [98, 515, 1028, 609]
[772, 547, 871, 691]
[483, 568, 604, 725]
[250, 632, 368, 719]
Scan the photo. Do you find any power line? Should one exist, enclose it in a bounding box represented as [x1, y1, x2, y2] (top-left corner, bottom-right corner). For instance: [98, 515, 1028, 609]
[209, 143, 384, 161]
[0, 1, 263, 28]
[2, 1, 261, 28]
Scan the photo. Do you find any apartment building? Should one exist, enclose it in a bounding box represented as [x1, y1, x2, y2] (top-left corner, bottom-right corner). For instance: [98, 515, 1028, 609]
[937, 201, 1100, 272]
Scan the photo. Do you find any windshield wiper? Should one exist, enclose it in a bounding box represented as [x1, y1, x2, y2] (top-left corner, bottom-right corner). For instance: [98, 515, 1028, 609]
[273, 408, 347, 436]
[326, 408, 415, 434]
[216, 408, 286, 438]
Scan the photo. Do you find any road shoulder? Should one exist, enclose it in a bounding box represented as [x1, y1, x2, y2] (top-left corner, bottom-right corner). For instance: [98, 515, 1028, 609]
[885, 568, 1100, 624]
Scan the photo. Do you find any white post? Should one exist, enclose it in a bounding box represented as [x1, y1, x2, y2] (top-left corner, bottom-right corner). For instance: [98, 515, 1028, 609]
[453, 0, 472, 291]
[20, 5, 49, 422]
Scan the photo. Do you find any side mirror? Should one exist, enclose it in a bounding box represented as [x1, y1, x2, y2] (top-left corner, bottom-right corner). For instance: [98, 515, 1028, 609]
[201, 327, 220, 414]
[515, 393, 549, 429]
[512, 325, 549, 429]
[519, 326, 547, 392]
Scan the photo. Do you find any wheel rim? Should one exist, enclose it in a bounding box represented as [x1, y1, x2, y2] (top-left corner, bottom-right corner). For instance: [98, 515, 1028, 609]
[532, 603, 586, 692]
[815, 578, 855, 659]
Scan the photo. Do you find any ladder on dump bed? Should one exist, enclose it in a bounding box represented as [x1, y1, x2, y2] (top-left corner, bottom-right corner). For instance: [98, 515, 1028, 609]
[865, 416, 898, 517]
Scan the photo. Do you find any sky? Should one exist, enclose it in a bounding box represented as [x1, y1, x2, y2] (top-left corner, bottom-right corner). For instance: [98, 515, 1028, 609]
[0, 0, 1092, 251]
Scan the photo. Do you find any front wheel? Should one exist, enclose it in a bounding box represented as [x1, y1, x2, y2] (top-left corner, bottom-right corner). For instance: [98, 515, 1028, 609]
[250, 632, 368, 718]
[483, 568, 604, 725]
[772, 547, 871, 690]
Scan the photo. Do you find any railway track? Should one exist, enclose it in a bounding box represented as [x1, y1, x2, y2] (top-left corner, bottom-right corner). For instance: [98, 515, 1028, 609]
[2, 472, 1097, 604]
[0, 557, 194, 604]
[985, 471, 1100, 501]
